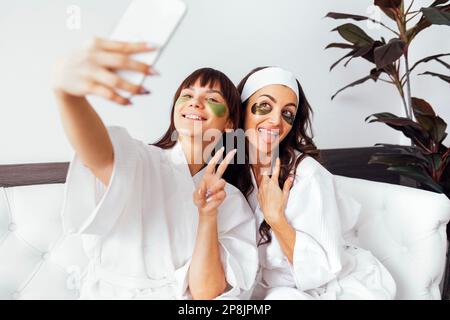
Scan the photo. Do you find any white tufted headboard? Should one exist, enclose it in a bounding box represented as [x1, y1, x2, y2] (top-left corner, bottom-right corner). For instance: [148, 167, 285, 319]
[0, 175, 449, 300]
[0, 184, 88, 300]
[336, 175, 450, 300]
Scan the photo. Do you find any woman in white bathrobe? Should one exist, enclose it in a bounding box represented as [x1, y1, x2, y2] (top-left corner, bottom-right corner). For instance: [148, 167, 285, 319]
[226, 66, 397, 299]
[52, 37, 258, 299]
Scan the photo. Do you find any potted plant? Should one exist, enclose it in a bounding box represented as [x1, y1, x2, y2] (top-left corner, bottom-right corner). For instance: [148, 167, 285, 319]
[325, 0, 450, 298]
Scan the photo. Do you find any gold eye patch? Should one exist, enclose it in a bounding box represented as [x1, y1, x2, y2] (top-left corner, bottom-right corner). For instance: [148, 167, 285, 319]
[251, 103, 296, 125]
[282, 111, 295, 125]
[251, 103, 272, 115]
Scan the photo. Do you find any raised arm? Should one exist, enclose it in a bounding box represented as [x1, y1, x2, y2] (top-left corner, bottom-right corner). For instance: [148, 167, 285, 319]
[190, 148, 237, 299]
[52, 37, 157, 185]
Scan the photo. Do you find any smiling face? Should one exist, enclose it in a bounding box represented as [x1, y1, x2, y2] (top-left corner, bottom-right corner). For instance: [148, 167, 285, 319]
[244, 84, 298, 154]
[174, 79, 233, 138]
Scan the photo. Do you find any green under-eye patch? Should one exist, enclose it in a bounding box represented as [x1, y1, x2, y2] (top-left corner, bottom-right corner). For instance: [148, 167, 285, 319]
[176, 96, 190, 105]
[282, 113, 295, 125]
[207, 101, 227, 117]
[251, 103, 272, 115]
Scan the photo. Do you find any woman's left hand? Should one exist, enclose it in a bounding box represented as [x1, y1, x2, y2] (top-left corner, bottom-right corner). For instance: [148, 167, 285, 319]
[193, 147, 237, 216]
[258, 158, 294, 228]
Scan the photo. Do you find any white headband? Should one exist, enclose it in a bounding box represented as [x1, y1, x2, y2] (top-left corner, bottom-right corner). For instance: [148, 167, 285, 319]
[240, 67, 300, 105]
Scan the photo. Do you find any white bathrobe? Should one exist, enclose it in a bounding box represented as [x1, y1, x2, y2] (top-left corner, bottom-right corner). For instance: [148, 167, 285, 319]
[61, 126, 258, 300]
[248, 154, 397, 300]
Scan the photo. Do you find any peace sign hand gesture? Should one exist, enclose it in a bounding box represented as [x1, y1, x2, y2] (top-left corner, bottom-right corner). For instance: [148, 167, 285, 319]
[193, 148, 237, 216]
[257, 158, 295, 228]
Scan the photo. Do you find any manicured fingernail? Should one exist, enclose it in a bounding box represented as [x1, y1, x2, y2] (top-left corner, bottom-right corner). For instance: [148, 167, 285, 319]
[149, 68, 160, 76]
[140, 87, 151, 94]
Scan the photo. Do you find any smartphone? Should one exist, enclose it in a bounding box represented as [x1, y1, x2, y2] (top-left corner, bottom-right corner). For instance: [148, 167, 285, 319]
[109, 0, 187, 98]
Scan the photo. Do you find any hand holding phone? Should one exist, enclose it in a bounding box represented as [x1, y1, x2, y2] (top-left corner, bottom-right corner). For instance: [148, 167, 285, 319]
[109, 0, 187, 98]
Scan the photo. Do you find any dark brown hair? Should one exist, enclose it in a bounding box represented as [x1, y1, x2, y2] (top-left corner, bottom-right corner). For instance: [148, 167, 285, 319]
[227, 66, 321, 246]
[153, 67, 241, 149]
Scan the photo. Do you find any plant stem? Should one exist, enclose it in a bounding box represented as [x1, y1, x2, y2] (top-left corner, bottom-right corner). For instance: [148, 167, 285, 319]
[406, 12, 421, 23]
[379, 78, 395, 84]
[404, 51, 413, 120]
[405, 0, 415, 16]
[389, 69, 410, 120]
[399, 87, 410, 119]
[394, 75, 410, 119]
[375, 21, 401, 36]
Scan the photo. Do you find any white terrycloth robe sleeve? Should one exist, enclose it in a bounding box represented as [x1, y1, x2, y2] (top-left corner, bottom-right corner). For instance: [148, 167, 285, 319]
[215, 188, 258, 299]
[286, 164, 346, 291]
[61, 126, 141, 236]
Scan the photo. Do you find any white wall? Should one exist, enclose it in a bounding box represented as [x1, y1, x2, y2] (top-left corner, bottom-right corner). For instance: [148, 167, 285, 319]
[1, 0, 449, 164]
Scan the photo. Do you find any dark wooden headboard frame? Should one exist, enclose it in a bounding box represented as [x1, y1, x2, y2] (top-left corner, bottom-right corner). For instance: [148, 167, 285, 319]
[0, 147, 401, 187]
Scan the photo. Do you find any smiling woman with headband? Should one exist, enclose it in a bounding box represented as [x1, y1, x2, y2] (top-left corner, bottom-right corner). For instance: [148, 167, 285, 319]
[226, 66, 397, 300]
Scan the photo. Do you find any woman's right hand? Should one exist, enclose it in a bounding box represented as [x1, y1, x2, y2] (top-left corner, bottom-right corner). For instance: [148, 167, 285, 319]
[193, 148, 237, 216]
[52, 37, 158, 105]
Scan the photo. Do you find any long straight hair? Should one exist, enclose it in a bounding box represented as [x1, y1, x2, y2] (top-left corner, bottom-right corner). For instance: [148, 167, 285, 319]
[153, 68, 242, 149]
[226, 66, 322, 246]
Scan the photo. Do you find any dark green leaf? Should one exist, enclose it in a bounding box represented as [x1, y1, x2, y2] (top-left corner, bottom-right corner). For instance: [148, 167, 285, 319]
[366, 116, 423, 129]
[366, 114, 430, 145]
[431, 153, 443, 170]
[375, 0, 401, 20]
[325, 43, 357, 50]
[374, 38, 406, 69]
[434, 116, 448, 143]
[411, 98, 448, 145]
[442, 149, 450, 167]
[408, 53, 450, 74]
[421, 7, 450, 25]
[353, 44, 375, 57]
[332, 23, 374, 46]
[325, 12, 371, 21]
[420, 71, 450, 83]
[436, 58, 450, 68]
[387, 165, 444, 192]
[330, 49, 358, 71]
[358, 41, 384, 64]
[325, 12, 394, 33]
[374, 0, 402, 8]
[406, 16, 432, 42]
[373, 144, 433, 159]
[411, 97, 436, 117]
[369, 154, 428, 167]
[415, 114, 435, 133]
[416, 116, 445, 145]
[344, 45, 374, 68]
[365, 112, 399, 122]
[331, 69, 381, 100]
[431, 0, 450, 7]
